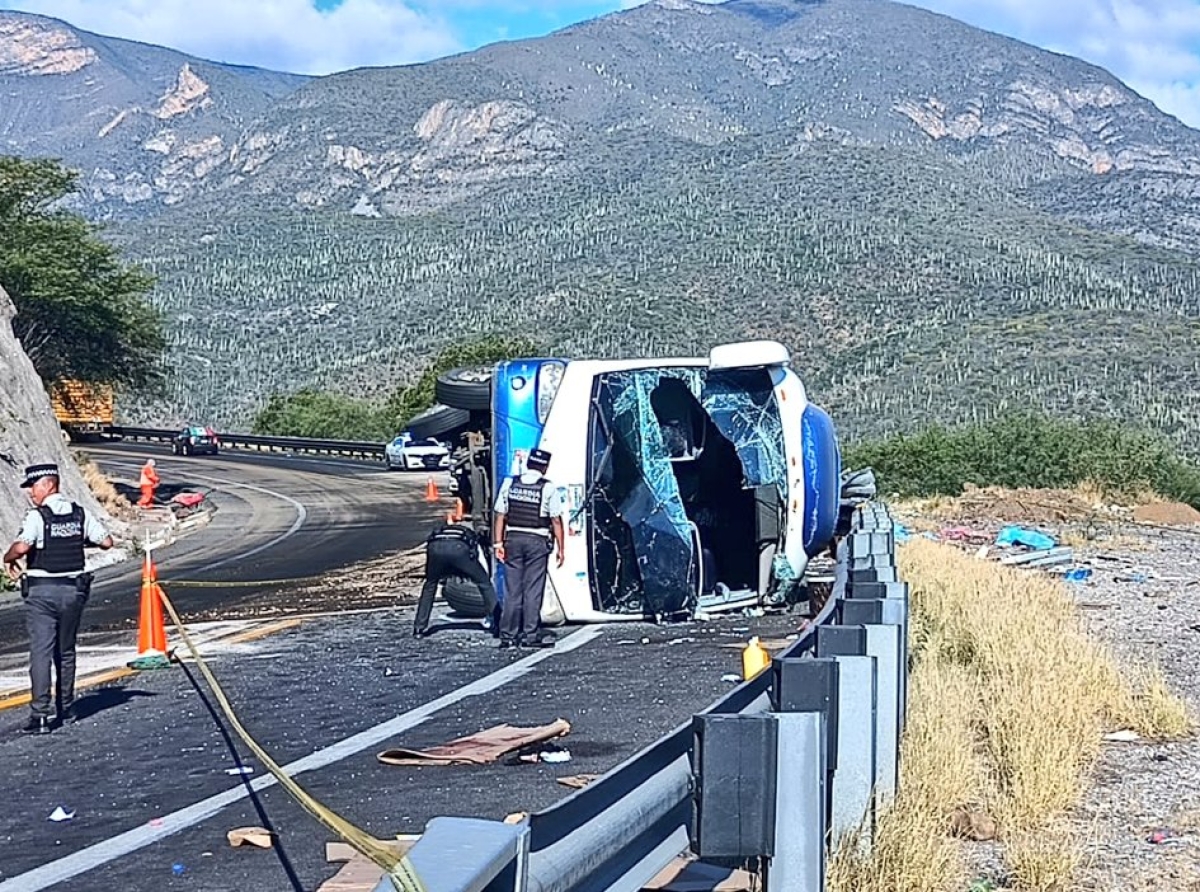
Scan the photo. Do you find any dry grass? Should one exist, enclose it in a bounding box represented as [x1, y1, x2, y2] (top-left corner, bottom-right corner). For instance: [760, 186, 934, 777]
[1005, 829, 1081, 892]
[74, 452, 133, 518]
[829, 536, 1192, 892]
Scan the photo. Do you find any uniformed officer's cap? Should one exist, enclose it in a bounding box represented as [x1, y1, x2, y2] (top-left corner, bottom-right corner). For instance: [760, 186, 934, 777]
[20, 463, 59, 488]
[527, 449, 551, 471]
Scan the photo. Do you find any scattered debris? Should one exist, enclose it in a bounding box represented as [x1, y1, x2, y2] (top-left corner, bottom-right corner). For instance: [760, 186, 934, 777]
[225, 766, 254, 776]
[47, 807, 75, 823]
[377, 720, 571, 767]
[172, 863, 186, 876]
[721, 674, 741, 683]
[557, 774, 601, 789]
[1147, 827, 1183, 845]
[320, 839, 416, 892]
[998, 546, 1074, 568]
[517, 741, 571, 764]
[643, 856, 754, 891]
[996, 525, 1057, 550]
[1064, 568, 1093, 583]
[1103, 729, 1142, 743]
[1117, 572, 1149, 584]
[949, 806, 997, 841]
[940, 526, 991, 543]
[968, 880, 998, 892]
[503, 813, 528, 825]
[720, 638, 794, 652]
[227, 826, 274, 849]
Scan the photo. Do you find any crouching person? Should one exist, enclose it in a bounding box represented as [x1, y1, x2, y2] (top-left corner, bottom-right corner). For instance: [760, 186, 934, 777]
[414, 522, 498, 638]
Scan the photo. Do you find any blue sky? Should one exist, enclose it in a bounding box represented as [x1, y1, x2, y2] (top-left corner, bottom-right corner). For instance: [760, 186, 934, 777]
[4, 0, 1200, 127]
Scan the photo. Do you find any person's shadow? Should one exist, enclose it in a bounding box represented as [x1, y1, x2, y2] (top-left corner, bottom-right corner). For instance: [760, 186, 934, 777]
[71, 686, 156, 720]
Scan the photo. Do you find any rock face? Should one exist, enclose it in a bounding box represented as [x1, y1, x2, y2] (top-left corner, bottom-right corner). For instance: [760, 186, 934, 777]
[0, 285, 108, 547]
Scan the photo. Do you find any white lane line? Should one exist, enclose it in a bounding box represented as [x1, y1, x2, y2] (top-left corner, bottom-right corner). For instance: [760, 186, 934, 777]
[103, 460, 308, 570]
[0, 625, 606, 892]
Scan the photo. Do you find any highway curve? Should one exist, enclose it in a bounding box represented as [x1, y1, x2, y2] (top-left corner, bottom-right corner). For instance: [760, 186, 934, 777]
[0, 443, 444, 653]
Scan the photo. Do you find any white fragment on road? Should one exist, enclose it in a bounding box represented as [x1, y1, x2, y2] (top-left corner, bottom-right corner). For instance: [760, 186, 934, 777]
[47, 808, 75, 823]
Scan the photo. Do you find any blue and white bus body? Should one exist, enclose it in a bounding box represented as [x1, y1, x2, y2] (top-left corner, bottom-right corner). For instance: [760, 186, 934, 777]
[489, 341, 841, 625]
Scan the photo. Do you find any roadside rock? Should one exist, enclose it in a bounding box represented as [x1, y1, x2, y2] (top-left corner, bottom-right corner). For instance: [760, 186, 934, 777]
[0, 284, 111, 544]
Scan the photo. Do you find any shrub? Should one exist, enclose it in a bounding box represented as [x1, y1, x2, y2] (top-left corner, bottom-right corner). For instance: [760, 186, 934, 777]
[844, 412, 1200, 507]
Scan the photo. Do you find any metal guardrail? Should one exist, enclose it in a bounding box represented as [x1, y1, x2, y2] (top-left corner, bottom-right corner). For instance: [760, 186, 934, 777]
[388, 503, 908, 892]
[107, 427, 386, 460]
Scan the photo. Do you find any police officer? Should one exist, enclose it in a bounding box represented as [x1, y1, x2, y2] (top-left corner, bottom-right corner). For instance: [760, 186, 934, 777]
[414, 521, 498, 638]
[3, 463, 113, 734]
[493, 448, 565, 650]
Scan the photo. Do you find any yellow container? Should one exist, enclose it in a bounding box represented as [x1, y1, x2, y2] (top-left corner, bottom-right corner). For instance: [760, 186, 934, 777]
[742, 636, 772, 679]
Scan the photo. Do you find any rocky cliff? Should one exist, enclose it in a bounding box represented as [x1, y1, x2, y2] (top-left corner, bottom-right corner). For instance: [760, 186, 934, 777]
[0, 285, 110, 549]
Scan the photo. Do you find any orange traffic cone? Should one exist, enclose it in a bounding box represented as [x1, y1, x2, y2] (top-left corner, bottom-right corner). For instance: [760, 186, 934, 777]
[424, 477, 439, 502]
[137, 553, 167, 655]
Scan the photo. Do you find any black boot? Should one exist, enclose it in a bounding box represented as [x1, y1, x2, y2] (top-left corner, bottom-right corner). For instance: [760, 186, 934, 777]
[20, 715, 52, 735]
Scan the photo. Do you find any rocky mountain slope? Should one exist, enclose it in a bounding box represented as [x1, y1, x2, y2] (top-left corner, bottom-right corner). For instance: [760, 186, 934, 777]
[0, 11, 306, 214]
[0, 285, 107, 547]
[3, 0, 1200, 445]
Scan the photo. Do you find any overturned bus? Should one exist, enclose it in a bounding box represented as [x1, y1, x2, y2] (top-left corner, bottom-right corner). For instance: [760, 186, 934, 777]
[418, 340, 842, 624]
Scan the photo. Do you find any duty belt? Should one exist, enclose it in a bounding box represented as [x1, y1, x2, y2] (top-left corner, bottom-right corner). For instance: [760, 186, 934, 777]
[507, 526, 551, 538]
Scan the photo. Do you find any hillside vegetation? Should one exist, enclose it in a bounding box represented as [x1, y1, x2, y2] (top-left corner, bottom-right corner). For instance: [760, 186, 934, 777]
[845, 413, 1200, 507]
[123, 139, 1200, 452]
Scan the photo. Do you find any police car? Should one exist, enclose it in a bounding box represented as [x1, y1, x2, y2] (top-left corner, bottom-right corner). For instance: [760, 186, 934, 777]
[385, 434, 451, 471]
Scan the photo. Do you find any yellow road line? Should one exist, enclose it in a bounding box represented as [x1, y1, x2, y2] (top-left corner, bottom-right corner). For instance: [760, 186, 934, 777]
[0, 666, 136, 712]
[0, 618, 306, 710]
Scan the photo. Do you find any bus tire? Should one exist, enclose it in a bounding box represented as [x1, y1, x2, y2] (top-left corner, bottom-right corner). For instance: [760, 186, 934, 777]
[435, 367, 493, 412]
[407, 404, 471, 441]
[442, 576, 490, 618]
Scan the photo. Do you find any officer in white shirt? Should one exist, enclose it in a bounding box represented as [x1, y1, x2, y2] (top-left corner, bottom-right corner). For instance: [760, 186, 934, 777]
[492, 448, 565, 649]
[4, 463, 112, 734]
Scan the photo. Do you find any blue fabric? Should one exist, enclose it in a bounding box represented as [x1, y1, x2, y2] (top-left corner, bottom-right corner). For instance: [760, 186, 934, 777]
[996, 526, 1057, 550]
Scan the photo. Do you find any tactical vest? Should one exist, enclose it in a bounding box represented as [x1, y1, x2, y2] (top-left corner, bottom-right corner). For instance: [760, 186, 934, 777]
[506, 478, 550, 533]
[28, 504, 86, 575]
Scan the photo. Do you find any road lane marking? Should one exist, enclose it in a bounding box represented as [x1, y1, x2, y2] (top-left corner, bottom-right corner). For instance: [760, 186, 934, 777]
[103, 460, 309, 571]
[0, 625, 606, 891]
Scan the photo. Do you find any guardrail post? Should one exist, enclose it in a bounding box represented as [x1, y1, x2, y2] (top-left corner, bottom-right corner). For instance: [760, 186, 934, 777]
[848, 530, 892, 558]
[839, 594, 909, 729]
[382, 816, 528, 892]
[693, 714, 778, 860]
[767, 712, 826, 892]
[814, 628, 879, 854]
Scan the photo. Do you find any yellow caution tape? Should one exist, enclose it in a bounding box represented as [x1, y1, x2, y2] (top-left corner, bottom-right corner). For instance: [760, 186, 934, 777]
[156, 585, 428, 892]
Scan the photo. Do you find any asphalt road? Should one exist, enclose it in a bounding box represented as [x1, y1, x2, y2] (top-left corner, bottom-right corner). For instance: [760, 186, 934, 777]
[0, 443, 809, 892]
[0, 609, 801, 892]
[0, 444, 446, 653]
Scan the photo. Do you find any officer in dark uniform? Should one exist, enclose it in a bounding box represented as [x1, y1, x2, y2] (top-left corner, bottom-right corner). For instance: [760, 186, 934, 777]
[414, 521, 498, 638]
[493, 448, 565, 650]
[3, 463, 113, 734]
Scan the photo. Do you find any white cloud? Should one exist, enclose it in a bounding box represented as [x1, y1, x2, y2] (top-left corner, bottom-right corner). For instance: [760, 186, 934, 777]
[899, 0, 1200, 126]
[0, 0, 462, 74]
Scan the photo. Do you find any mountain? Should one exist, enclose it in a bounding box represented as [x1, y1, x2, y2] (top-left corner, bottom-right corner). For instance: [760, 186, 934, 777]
[0, 10, 307, 213]
[3, 0, 1200, 447]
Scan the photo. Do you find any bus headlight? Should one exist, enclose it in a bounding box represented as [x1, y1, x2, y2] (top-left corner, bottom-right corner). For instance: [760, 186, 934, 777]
[536, 361, 566, 424]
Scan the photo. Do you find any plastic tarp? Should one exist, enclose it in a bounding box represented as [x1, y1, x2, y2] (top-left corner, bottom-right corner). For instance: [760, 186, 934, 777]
[996, 526, 1057, 550]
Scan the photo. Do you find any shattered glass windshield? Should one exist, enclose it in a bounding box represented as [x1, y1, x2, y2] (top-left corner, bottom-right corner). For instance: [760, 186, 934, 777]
[588, 366, 790, 615]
